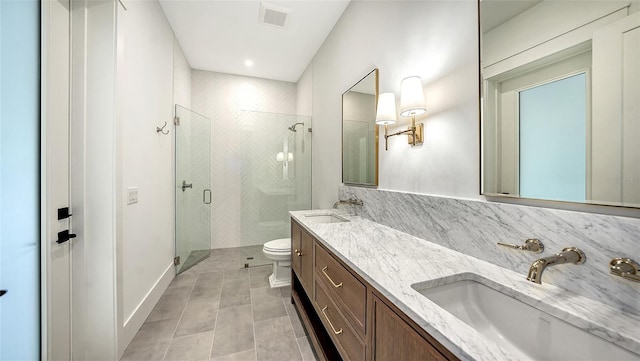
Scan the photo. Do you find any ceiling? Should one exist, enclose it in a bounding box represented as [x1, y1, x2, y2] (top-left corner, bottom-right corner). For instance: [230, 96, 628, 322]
[159, 0, 351, 83]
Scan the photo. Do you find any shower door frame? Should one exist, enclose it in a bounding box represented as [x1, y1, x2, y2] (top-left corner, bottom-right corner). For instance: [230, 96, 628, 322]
[174, 105, 212, 274]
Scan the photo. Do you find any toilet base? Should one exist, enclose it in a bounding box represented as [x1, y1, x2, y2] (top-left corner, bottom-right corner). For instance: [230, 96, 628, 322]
[268, 261, 291, 288]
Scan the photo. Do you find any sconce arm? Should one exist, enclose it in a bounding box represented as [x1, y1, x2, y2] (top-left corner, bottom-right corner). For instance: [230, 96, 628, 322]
[382, 122, 420, 150]
[385, 128, 414, 139]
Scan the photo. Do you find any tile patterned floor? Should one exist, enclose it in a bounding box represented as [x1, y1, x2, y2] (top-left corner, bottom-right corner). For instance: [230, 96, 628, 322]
[121, 246, 317, 361]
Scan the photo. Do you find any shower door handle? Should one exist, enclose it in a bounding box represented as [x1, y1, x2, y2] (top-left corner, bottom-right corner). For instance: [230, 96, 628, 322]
[181, 180, 192, 192]
[203, 189, 212, 204]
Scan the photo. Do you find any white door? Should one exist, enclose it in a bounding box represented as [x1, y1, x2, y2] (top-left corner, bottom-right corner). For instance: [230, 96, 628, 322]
[0, 0, 41, 359]
[41, 1, 118, 359]
[42, 0, 72, 359]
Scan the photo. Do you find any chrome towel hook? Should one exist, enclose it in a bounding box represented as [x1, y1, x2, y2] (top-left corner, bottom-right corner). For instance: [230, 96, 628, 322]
[156, 122, 169, 135]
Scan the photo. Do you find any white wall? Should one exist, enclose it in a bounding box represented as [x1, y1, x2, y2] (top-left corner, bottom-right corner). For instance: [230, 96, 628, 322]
[191, 71, 297, 249]
[116, 0, 189, 354]
[296, 65, 313, 117]
[173, 38, 191, 110]
[310, 1, 479, 208]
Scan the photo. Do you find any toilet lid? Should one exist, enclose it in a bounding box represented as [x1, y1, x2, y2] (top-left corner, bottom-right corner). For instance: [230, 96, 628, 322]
[264, 238, 291, 253]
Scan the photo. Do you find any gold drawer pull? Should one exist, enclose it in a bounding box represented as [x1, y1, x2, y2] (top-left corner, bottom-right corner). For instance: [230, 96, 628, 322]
[321, 306, 343, 335]
[321, 266, 343, 288]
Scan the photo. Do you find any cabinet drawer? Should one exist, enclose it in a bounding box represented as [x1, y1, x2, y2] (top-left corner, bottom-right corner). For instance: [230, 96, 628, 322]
[314, 243, 366, 334]
[315, 280, 365, 361]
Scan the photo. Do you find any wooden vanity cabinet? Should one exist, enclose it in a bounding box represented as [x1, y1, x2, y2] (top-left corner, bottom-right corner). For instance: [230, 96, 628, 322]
[291, 221, 302, 273]
[371, 294, 454, 361]
[315, 242, 367, 336]
[291, 221, 313, 292]
[290, 218, 458, 361]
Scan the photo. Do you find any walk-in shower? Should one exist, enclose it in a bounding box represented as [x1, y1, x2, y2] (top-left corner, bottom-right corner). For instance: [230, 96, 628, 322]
[174, 106, 312, 273]
[230, 110, 312, 267]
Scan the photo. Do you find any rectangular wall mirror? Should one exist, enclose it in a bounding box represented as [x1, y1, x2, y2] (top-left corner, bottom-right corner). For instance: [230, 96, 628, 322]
[480, 0, 640, 208]
[342, 68, 379, 186]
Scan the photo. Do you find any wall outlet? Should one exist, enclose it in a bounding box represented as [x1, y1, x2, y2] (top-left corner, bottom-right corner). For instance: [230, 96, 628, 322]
[127, 187, 138, 205]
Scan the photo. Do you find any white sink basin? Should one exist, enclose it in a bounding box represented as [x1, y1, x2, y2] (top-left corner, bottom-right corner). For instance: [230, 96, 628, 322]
[303, 214, 348, 224]
[412, 278, 640, 361]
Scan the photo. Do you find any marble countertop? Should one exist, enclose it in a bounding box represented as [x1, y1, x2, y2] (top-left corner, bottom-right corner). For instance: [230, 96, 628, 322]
[290, 209, 640, 361]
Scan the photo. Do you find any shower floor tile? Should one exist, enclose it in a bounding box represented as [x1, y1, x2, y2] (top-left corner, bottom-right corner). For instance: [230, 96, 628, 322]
[121, 246, 317, 361]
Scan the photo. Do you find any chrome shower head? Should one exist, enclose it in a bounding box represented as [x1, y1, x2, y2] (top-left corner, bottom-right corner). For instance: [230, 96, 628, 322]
[288, 122, 304, 132]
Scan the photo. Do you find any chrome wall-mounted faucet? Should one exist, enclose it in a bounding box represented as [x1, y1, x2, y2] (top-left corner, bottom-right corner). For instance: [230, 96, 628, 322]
[333, 198, 363, 209]
[526, 247, 586, 284]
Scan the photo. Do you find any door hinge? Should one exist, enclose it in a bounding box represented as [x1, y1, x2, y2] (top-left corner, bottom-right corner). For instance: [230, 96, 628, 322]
[174, 116, 181, 126]
[174, 256, 180, 266]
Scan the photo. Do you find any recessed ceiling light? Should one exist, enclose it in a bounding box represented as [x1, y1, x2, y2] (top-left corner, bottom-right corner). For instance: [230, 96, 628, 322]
[244, 59, 254, 67]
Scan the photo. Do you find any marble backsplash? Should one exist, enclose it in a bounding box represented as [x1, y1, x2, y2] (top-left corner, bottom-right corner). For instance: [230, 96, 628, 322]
[338, 186, 640, 316]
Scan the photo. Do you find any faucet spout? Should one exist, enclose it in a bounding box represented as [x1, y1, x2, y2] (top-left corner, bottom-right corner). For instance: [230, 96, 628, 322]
[333, 198, 364, 209]
[526, 247, 586, 284]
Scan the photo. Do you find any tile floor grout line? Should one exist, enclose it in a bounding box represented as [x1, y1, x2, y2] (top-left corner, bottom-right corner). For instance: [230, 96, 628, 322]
[160, 271, 199, 361]
[209, 265, 227, 361]
[284, 297, 307, 361]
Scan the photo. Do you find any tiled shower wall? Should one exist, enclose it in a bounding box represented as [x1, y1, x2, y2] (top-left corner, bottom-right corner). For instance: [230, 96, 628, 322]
[191, 71, 311, 249]
[339, 186, 640, 316]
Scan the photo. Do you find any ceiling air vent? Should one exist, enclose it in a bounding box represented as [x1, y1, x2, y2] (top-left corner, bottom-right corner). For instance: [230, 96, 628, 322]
[259, 2, 290, 28]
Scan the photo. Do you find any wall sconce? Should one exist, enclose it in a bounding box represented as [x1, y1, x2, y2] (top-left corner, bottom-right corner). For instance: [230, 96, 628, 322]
[276, 150, 295, 179]
[400, 76, 425, 146]
[276, 152, 294, 162]
[375, 92, 397, 151]
[376, 76, 426, 151]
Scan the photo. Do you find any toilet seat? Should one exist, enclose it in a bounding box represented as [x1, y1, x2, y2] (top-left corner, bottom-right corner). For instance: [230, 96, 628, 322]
[263, 238, 290, 253]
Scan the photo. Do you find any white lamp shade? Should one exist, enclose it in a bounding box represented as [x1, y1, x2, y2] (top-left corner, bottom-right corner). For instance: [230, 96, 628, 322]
[400, 76, 426, 117]
[375, 92, 397, 125]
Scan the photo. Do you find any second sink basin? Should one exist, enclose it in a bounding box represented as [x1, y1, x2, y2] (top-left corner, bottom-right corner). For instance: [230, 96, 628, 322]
[303, 214, 348, 224]
[412, 277, 640, 360]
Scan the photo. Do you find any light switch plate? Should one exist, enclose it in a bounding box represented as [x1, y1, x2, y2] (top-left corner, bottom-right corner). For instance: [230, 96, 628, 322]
[127, 187, 138, 205]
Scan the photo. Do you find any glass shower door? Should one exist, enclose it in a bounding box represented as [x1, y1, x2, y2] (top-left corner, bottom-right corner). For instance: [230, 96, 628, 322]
[175, 105, 212, 273]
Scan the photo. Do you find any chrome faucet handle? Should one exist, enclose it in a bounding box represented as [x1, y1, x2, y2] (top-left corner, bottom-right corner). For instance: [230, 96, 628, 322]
[610, 258, 640, 283]
[497, 238, 544, 253]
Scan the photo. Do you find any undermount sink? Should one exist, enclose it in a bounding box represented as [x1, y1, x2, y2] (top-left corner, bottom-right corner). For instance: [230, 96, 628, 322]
[303, 214, 348, 224]
[412, 278, 640, 361]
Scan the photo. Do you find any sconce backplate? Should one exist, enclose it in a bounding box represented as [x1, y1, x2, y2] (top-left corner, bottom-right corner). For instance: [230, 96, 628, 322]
[407, 123, 424, 145]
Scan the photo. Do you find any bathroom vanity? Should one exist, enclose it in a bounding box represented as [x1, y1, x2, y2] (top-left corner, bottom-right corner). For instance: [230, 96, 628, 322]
[290, 216, 457, 361]
[289, 210, 640, 361]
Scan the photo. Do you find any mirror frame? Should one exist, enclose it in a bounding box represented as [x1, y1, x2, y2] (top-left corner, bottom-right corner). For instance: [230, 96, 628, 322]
[341, 68, 379, 187]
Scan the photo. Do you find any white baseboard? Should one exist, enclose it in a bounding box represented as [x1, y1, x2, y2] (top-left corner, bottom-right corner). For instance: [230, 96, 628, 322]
[118, 262, 175, 357]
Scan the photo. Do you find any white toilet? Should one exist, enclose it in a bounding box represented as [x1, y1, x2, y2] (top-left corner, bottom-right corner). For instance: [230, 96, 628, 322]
[262, 238, 291, 288]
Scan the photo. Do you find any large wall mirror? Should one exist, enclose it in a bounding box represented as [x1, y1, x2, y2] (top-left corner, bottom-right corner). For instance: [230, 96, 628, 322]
[480, 0, 640, 208]
[342, 68, 379, 186]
